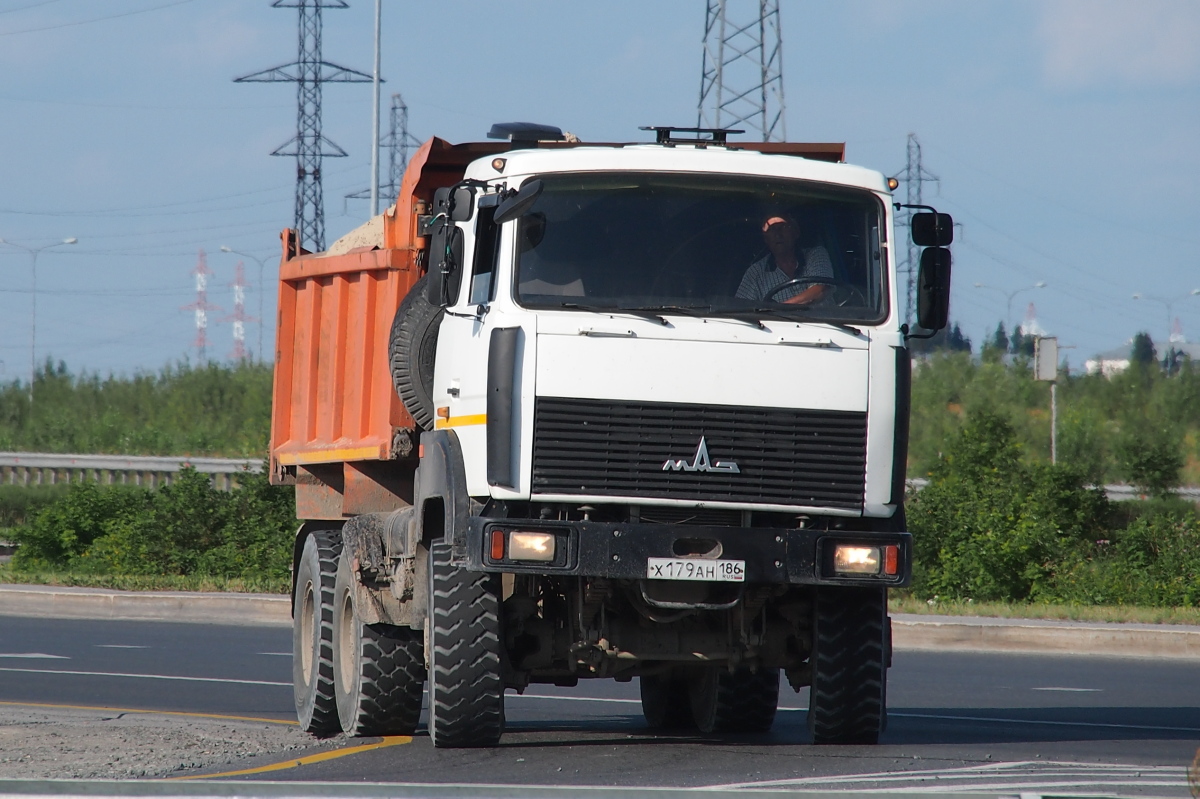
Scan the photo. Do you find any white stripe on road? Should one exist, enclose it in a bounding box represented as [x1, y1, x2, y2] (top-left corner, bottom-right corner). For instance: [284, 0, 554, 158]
[95, 644, 149, 649]
[257, 652, 292, 657]
[1031, 686, 1102, 692]
[0, 653, 68, 659]
[705, 760, 1187, 792]
[510, 693, 1200, 734]
[0, 666, 288, 687]
[891, 710, 1200, 734]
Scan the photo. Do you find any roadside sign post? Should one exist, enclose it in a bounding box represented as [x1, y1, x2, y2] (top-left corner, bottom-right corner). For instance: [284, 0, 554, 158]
[1034, 337, 1059, 464]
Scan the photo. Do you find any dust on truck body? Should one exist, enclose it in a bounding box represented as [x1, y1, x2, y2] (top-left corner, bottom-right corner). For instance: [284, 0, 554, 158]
[273, 125, 953, 747]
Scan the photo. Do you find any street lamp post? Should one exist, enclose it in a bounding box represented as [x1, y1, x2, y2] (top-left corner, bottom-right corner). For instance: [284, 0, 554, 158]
[220, 246, 271, 362]
[0, 236, 77, 405]
[1131, 289, 1200, 344]
[973, 281, 1047, 332]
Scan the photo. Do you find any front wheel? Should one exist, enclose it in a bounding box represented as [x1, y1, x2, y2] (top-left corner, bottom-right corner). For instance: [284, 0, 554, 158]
[332, 555, 425, 736]
[807, 587, 887, 745]
[426, 541, 504, 748]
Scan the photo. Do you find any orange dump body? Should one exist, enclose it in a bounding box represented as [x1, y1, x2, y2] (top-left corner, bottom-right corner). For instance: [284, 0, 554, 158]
[269, 137, 510, 517]
[269, 136, 845, 519]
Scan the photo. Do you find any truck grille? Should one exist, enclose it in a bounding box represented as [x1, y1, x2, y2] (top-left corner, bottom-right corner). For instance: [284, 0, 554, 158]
[531, 398, 866, 510]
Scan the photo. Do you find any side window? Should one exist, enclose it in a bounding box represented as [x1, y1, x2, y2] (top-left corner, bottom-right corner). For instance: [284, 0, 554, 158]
[469, 206, 500, 304]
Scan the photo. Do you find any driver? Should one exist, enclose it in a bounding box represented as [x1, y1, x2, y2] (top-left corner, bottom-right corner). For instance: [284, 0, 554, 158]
[735, 213, 833, 304]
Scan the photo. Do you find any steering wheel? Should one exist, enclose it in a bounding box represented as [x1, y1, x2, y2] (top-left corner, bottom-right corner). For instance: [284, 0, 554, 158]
[764, 277, 830, 304]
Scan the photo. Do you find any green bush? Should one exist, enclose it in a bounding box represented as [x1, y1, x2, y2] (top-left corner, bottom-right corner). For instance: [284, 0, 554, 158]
[1053, 513, 1200, 607]
[9, 467, 295, 583]
[910, 406, 1200, 607]
[0, 359, 272, 457]
[0, 484, 71, 532]
[1114, 419, 1184, 499]
[908, 411, 1109, 602]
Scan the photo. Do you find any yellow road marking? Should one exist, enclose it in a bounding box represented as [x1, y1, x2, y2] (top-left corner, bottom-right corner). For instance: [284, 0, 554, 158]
[170, 736, 412, 780]
[0, 699, 296, 725]
[434, 413, 487, 430]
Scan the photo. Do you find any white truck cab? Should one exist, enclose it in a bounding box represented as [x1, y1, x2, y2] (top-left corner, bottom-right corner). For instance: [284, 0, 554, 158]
[292, 125, 954, 749]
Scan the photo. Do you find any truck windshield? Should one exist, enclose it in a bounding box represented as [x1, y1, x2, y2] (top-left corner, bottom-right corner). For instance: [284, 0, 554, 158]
[512, 172, 887, 324]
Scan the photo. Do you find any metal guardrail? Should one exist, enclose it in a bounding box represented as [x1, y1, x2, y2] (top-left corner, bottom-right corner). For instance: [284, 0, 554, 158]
[907, 478, 1200, 502]
[0, 452, 261, 491]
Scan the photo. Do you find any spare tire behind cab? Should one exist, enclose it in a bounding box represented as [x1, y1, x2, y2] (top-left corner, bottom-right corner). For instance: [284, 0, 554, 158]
[389, 274, 444, 430]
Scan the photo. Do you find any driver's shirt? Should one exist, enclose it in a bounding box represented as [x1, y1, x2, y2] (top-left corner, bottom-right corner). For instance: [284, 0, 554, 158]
[735, 246, 834, 301]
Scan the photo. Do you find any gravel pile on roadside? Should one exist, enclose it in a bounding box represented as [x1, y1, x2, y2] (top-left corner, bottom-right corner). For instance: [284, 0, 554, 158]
[0, 705, 323, 779]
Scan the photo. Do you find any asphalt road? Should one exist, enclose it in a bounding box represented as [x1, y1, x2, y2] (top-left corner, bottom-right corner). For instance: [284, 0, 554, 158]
[1, 616, 1197, 795]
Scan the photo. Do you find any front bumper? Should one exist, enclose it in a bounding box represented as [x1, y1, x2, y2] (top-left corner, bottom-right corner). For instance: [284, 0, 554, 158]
[465, 518, 911, 587]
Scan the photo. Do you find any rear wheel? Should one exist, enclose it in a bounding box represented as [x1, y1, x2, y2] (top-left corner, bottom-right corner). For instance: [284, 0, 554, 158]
[332, 555, 425, 736]
[689, 665, 779, 734]
[807, 587, 887, 745]
[640, 669, 695, 730]
[292, 530, 342, 735]
[427, 541, 504, 748]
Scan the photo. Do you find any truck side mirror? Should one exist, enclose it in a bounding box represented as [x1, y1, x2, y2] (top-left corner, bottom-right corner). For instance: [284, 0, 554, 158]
[916, 247, 952, 331]
[450, 185, 475, 222]
[494, 179, 544, 225]
[426, 223, 465, 307]
[911, 212, 953, 246]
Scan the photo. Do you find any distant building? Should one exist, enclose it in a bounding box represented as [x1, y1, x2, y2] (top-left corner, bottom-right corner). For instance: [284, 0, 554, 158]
[1086, 318, 1200, 376]
[1085, 345, 1132, 377]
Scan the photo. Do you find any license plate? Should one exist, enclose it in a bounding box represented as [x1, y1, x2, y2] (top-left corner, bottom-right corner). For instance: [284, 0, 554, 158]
[646, 557, 745, 582]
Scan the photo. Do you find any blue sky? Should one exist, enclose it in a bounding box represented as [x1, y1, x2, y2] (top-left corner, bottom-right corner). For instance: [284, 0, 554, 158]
[1, 0, 1197, 377]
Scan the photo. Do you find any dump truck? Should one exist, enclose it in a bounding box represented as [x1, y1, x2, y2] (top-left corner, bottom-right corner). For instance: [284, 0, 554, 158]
[273, 124, 953, 747]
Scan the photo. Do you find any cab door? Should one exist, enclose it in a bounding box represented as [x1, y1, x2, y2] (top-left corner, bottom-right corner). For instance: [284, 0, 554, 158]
[430, 201, 507, 494]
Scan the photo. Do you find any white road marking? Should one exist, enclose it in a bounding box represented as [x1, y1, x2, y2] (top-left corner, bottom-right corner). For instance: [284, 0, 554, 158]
[891, 709, 1200, 734]
[0, 653, 68, 659]
[509, 694, 1200, 734]
[1031, 686, 1102, 692]
[95, 644, 149, 649]
[257, 652, 292, 657]
[0, 666, 288, 687]
[705, 760, 1188, 792]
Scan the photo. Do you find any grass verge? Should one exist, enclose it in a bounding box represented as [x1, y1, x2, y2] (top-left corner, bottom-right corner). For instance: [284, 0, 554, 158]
[0, 564, 288, 594]
[889, 593, 1200, 626]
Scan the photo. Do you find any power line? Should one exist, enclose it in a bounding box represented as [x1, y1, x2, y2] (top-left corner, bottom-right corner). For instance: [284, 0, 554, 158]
[697, 0, 787, 142]
[346, 93, 419, 208]
[235, 0, 372, 253]
[892, 133, 939, 326]
[0, 1, 66, 16]
[0, 0, 194, 36]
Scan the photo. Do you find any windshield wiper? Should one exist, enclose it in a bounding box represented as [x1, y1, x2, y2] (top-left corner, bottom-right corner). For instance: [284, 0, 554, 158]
[727, 306, 863, 336]
[748, 303, 864, 331]
[560, 303, 669, 326]
[624, 304, 776, 330]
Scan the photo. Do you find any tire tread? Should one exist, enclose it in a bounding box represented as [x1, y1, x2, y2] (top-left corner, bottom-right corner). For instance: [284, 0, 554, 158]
[427, 541, 503, 748]
[807, 587, 886, 745]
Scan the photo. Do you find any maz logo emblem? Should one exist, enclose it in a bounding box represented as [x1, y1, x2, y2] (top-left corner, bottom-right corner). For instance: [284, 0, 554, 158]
[662, 437, 740, 474]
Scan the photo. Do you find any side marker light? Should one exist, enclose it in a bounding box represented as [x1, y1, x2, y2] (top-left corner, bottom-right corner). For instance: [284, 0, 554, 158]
[884, 545, 899, 576]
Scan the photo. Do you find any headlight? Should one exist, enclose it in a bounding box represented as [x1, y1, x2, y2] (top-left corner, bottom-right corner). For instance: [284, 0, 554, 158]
[507, 532, 556, 562]
[833, 545, 881, 575]
[831, 543, 900, 576]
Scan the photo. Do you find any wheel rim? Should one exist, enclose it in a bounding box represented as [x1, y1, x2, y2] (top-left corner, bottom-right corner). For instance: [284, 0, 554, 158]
[299, 579, 316, 684]
[336, 588, 355, 694]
